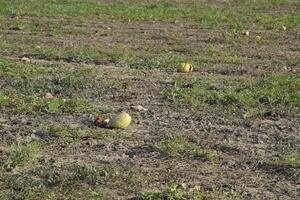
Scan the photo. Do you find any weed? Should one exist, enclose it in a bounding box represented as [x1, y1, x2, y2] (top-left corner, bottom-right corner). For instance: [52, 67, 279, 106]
[0, 93, 91, 115]
[0, 93, 10, 106]
[33, 46, 104, 63]
[139, 185, 237, 200]
[196, 45, 245, 65]
[157, 136, 219, 161]
[1, 64, 97, 97]
[44, 125, 86, 144]
[88, 130, 133, 140]
[1, 142, 41, 171]
[140, 186, 184, 200]
[42, 124, 131, 145]
[127, 54, 185, 70]
[44, 98, 90, 113]
[278, 151, 300, 168]
[0, 57, 48, 79]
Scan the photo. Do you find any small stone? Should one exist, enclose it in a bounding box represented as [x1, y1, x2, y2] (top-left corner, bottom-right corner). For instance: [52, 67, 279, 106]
[282, 26, 287, 31]
[242, 31, 250, 36]
[131, 105, 148, 112]
[180, 183, 188, 190]
[45, 93, 54, 99]
[85, 139, 97, 146]
[21, 57, 30, 64]
[30, 134, 41, 141]
[189, 185, 201, 192]
[287, 67, 296, 72]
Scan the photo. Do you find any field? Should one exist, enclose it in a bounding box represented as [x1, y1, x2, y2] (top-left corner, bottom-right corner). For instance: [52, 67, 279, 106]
[0, 0, 299, 199]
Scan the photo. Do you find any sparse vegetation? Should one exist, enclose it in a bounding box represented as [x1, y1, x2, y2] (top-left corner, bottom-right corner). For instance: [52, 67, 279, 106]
[278, 151, 300, 168]
[139, 186, 237, 200]
[0, 94, 91, 115]
[0, 57, 48, 79]
[158, 136, 219, 161]
[0, 124, 132, 174]
[0, 0, 299, 199]
[44, 124, 88, 144]
[44, 124, 132, 144]
[0, 163, 137, 199]
[1, 142, 41, 171]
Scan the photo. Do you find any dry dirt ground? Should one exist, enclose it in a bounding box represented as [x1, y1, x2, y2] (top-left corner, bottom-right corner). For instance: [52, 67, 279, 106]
[0, 0, 299, 199]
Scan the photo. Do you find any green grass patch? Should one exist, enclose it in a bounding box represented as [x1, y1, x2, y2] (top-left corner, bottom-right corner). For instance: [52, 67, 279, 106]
[157, 136, 219, 161]
[44, 124, 88, 144]
[42, 98, 90, 114]
[0, 57, 99, 96]
[169, 73, 300, 117]
[0, 57, 48, 79]
[1, 40, 187, 70]
[9, 69, 97, 96]
[278, 151, 300, 168]
[33, 46, 105, 63]
[0, 94, 91, 115]
[195, 45, 246, 65]
[88, 130, 133, 140]
[13, 44, 186, 71]
[41, 124, 132, 145]
[126, 54, 185, 70]
[0, 0, 299, 30]
[0, 92, 10, 106]
[1, 142, 41, 171]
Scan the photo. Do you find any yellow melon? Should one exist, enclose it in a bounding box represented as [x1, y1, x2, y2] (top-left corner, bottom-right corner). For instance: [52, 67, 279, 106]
[107, 112, 131, 129]
[177, 63, 193, 73]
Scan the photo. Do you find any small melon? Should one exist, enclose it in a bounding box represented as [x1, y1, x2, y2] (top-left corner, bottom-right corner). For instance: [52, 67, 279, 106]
[107, 112, 131, 129]
[177, 63, 193, 73]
